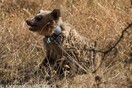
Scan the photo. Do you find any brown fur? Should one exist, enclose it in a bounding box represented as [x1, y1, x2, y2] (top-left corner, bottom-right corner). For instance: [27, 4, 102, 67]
[26, 9, 94, 79]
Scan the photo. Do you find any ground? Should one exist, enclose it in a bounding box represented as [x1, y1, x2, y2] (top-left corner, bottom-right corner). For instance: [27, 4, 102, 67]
[0, 0, 132, 88]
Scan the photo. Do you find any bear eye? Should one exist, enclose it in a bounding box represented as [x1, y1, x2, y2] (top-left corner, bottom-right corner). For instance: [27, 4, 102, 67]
[35, 15, 42, 21]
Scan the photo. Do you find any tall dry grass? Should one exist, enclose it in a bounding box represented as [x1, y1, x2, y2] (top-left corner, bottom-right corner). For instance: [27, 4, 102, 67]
[0, 0, 132, 88]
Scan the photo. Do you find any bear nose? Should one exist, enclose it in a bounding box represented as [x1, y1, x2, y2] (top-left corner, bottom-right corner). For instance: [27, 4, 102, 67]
[26, 20, 31, 25]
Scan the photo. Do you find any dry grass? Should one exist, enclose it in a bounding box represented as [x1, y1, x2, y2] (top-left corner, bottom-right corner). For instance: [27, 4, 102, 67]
[0, 0, 132, 88]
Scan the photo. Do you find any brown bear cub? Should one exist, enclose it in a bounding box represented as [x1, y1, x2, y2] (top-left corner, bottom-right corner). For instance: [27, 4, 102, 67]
[26, 9, 94, 79]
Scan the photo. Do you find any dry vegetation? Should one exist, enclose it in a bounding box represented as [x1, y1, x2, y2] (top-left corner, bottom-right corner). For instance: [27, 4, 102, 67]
[0, 0, 132, 88]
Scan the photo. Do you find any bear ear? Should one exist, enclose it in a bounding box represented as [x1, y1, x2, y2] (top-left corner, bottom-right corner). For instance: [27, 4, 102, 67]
[51, 9, 61, 20]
